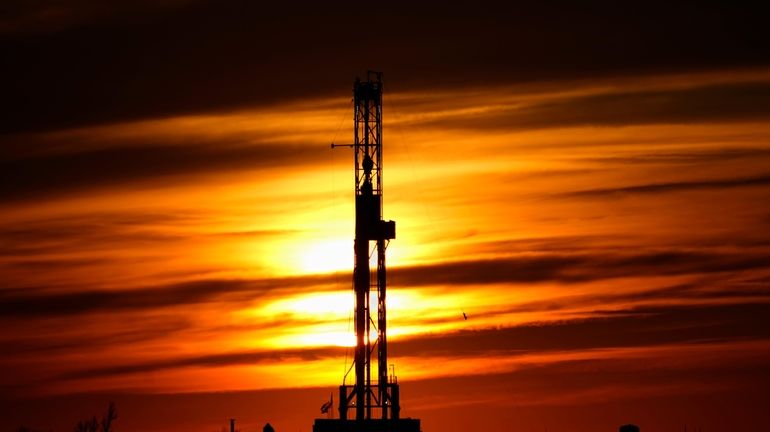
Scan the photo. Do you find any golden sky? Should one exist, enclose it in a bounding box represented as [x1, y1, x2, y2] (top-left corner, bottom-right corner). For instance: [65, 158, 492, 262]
[2, 3, 770, 432]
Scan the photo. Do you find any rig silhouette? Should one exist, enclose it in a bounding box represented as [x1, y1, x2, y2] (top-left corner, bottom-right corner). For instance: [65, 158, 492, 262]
[314, 72, 420, 432]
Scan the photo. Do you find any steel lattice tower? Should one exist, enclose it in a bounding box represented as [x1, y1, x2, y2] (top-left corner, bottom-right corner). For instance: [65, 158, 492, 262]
[315, 72, 419, 432]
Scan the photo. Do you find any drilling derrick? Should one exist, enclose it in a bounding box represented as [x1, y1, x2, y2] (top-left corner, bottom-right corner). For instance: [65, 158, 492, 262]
[314, 72, 420, 432]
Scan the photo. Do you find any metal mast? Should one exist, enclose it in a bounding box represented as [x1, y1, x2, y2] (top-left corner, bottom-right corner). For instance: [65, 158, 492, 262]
[335, 70, 397, 421]
[316, 71, 418, 432]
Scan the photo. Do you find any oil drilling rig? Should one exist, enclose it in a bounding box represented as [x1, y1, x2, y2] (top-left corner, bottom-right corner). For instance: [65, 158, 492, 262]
[313, 72, 421, 432]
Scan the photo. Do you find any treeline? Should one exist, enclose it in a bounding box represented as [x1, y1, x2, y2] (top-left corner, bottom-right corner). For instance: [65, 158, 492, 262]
[16, 402, 117, 432]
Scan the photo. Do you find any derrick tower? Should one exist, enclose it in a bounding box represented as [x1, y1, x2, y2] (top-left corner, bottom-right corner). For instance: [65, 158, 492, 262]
[314, 72, 420, 432]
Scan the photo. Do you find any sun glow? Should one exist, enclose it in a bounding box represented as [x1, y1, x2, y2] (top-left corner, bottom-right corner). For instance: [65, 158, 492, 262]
[296, 238, 352, 274]
[285, 328, 357, 348]
[251, 286, 497, 351]
[263, 237, 353, 275]
[267, 290, 353, 317]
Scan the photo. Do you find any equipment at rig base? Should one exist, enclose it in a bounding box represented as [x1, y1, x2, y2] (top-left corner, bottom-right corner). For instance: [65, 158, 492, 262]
[313, 72, 420, 432]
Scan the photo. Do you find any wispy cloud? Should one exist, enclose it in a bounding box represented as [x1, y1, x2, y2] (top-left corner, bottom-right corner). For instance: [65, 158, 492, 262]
[407, 80, 770, 132]
[58, 346, 346, 381]
[3, 3, 767, 133]
[0, 142, 321, 202]
[393, 302, 770, 358]
[3, 247, 767, 318]
[43, 301, 770, 385]
[0, 275, 336, 318]
[393, 250, 770, 286]
[557, 174, 770, 198]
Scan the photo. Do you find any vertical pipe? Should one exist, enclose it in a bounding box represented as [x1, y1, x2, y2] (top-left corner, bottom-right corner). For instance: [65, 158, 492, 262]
[353, 77, 367, 422]
[366, 278, 371, 420]
[363, 76, 372, 422]
[377, 238, 388, 419]
[392, 384, 400, 420]
[354, 238, 368, 421]
[338, 385, 347, 420]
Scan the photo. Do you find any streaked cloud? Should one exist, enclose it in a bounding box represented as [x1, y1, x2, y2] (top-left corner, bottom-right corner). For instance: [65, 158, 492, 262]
[558, 174, 770, 198]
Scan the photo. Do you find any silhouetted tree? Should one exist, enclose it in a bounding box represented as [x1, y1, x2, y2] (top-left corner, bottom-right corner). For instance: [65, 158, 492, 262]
[74, 402, 117, 432]
[101, 402, 117, 432]
[73, 416, 98, 432]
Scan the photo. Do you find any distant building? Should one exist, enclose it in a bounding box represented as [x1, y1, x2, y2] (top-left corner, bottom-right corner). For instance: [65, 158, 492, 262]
[620, 425, 640, 432]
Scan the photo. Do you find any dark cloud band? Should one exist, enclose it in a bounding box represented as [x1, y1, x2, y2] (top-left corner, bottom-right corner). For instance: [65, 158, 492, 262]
[2, 249, 768, 318]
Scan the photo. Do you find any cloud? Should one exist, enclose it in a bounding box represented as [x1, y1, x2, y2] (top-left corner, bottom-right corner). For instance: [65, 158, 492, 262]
[406, 339, 770, 424]
[2, 2, 767, 133]
[558, 174, 770, 198]
[0, 278, 307, 318]
[0, 211, 292, 258]
[391, 302, 770, 358]
[50, 301, 770, 381]
[391, 250, 770, 287]
[0, 0, 198, 35]
[581, 147, 770, 166]
[0, 210, 195, 256]
[0, 142, 321, 202]
[0, 316, 191, 355]
[3, 248, 768, 318]
[4, 345, 769, 432]
[416, 81, 770, 132]
[59, 345, 345, 380]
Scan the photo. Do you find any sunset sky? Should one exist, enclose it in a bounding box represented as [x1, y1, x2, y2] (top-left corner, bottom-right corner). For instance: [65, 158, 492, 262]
[2, 2, 770, 432]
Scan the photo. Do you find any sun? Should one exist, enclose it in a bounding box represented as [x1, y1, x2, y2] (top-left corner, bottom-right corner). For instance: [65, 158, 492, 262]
[259, 291, 357, 348]
[270, 291, 354, 317]
[296, 238, 352, 274]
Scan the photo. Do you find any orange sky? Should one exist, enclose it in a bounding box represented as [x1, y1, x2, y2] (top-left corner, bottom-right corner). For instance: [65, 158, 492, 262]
[2, 3, 770, 432]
